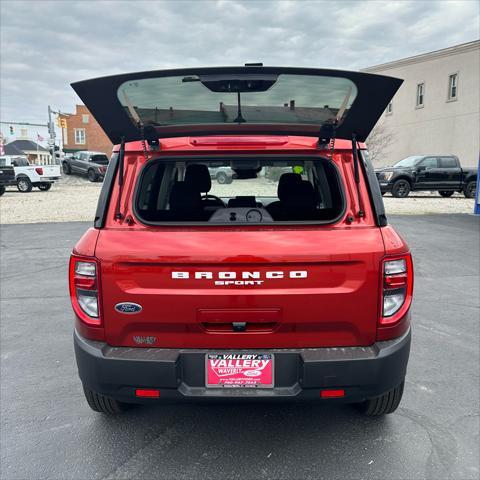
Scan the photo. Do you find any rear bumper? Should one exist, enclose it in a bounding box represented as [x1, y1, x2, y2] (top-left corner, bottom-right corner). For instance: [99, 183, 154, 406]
[39, 176, 60, 182]
[74, 328, 411, 403]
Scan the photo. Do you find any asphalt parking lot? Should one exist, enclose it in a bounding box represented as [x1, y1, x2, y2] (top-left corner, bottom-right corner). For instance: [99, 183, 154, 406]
[1, 215, 479, 480]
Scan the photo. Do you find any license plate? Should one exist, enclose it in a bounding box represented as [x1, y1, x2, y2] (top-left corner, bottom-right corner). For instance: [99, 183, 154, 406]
[206, 353, 274, 388]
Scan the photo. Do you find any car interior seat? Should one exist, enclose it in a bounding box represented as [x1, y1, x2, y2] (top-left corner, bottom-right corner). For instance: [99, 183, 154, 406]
[184, 164, 224, 209]
[266, 173, 303, 219]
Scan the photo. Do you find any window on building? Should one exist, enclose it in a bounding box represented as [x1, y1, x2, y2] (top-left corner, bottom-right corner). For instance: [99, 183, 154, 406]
[448, 74, 458, 100]
[416, 83, 425, 108]
[82, 114, 90, 124]
[20, 128, 28, 137]
[74, 128, 86, 145]
[386, 102, 393, 115]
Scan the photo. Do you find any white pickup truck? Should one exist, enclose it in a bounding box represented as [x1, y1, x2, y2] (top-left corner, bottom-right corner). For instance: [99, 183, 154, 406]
[0, 156, 61, 192]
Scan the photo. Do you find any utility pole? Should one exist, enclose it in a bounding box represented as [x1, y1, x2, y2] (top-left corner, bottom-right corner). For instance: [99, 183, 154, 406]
[48, 105, 56, 165]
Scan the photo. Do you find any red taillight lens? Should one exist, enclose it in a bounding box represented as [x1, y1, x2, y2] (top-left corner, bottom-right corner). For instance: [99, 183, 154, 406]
[135, 389, 161, 398]
[381, 255, 413, 325]
[69, 255, 101, 326]
[35, 167, 43, 175]
[320, 389, 345, 398]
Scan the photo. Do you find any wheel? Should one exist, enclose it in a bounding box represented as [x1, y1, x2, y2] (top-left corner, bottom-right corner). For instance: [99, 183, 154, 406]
[463, 180, 476, 199]
[0, 185, 5, 196]
[83, 386, 130, 414]
[439, 191, 454, 197]
[62, 162, 71, 175]
[216, 172, 228, 184]
[391, 179, 411, 198]
[17, 177, 32, 193]
[38, 183, 52, 191]
[356, 381, 404, 416]
[381, 191, 386, 196]
[87, 169, 99, 182]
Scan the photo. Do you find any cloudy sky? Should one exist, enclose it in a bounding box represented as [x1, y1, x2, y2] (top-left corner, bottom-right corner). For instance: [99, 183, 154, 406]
[1, 0, 479, 142]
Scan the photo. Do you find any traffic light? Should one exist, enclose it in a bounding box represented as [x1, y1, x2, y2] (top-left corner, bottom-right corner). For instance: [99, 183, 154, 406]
[9, 126, 14, 135]
[60, 118, 67, 128]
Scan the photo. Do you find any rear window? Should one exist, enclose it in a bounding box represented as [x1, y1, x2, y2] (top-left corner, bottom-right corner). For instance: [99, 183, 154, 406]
[118, 74, 357, 129]
[91, 155, 109, 164]
[134, 158, 344, 225]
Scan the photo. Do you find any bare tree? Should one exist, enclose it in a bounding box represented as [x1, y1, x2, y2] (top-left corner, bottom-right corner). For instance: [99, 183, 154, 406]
[366, 124, 396, 165]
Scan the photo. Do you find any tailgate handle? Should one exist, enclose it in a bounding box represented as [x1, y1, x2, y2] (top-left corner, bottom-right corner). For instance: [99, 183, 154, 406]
[198, 308, 281, 333]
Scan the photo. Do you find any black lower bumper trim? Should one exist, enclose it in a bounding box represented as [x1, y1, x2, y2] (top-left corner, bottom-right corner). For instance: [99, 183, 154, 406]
[74, 329, 411, 403]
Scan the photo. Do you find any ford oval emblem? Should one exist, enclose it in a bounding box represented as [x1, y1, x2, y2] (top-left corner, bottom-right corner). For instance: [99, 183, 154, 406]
[115, 302, 142, 314]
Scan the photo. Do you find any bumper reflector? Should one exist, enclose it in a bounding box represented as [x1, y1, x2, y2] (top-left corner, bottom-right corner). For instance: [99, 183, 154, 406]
[135, 389, 160, 398]
[320, 389, 345, 398]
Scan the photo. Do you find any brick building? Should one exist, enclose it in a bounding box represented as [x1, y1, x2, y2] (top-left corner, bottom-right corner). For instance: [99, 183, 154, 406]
[59, 105, 113, 156]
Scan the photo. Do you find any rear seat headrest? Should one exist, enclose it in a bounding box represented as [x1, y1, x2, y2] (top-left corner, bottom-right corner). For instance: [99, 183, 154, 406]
[169, 182, 201, 212]
[185, 164, 211, 193]
[277, 173, 302, 201]
[283, 180, 316, 208]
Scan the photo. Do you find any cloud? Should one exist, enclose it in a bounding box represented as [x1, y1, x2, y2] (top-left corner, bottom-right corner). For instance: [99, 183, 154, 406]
[0, 0, 478, 140]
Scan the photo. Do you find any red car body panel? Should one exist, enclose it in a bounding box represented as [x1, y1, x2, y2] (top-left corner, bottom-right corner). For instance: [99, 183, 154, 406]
[95, 226, 385, 348]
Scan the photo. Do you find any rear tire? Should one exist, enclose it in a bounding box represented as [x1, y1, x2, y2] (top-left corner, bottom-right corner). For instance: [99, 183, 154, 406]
[439, 191, 454, 197]
[62, 162, 71, 175]
[38, 183, 52, 191]
[356, 381, 404, 416]
[87, 169, 98, 182]
[17, 177, 32, 193]
[391, 179, 411, 198]
[216, 172, 228, 184]
[463, 180, 476, 199]
[83, 386, 130, 414]
[381, 191, 386, 196]
[0, 185, 5, 196]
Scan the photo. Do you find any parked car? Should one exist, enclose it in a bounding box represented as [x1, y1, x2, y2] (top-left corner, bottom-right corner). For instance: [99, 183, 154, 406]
[69, 66, 412, 417]
[376, 155, 477, 198]
[0, 158, 16, 196]
[62, 151, 109, 182]
[0, 155, 61, 192]
[208, 166, 234, 184]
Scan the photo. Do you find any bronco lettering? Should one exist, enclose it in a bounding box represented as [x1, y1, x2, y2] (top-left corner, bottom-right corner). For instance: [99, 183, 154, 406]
[172, 271, 308, 281]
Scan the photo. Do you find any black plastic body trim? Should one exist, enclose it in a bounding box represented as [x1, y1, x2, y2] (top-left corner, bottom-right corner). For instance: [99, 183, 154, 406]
[94, 153, 118, 228]
[74, 328, 411, 404]
[360, 150, 387, 227]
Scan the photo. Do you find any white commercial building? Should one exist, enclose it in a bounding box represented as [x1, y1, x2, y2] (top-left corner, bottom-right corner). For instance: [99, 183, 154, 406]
[363, 40, 479, 167]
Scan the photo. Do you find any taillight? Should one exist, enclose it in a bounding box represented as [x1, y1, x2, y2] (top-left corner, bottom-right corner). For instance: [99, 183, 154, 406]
[35, 167, 43, 175]
[381, 255, 413, 325]
[69, 255, 101, 326]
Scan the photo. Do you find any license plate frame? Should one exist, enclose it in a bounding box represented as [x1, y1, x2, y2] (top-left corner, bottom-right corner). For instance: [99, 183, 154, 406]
[205, 353, 274, 388]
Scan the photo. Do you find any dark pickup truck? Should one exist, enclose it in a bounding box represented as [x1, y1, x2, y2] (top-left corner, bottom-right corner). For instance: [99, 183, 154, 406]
[376, 155, 477, 198]
[62, 151, 109, 182]
[0, 162, 15, 196]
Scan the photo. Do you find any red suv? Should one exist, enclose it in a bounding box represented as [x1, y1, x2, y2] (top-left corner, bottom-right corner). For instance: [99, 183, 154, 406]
[69, 66, 413, 416]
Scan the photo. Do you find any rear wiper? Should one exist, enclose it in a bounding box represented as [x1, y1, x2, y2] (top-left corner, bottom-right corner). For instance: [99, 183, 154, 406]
[351, 133, 365, 218]
[234, 91, 246, 124]
[114, 136, 125, 220]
